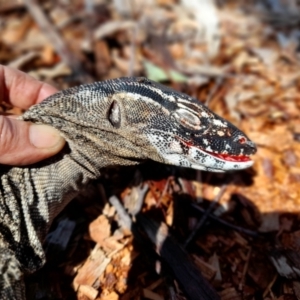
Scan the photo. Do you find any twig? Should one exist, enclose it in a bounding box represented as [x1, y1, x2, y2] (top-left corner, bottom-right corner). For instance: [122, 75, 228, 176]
[262, 273, 278, 299]
[109, 195, 132, 230]
[184, 185, 227, 248]
[205, 77, 224, 107]
[177, 64, 229, 78]
[157, 176, 173, 206]
[191, 203, 259, 237]
[239, 247, 251, 291]
[93, 20, 135, 40]
[128, 24, 138, 77]
[8, 51, 39, 69]
[23, 0, 93, 83]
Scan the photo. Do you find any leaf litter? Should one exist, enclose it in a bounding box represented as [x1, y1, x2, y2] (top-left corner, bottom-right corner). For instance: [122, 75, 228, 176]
[1, 0, 300, 299]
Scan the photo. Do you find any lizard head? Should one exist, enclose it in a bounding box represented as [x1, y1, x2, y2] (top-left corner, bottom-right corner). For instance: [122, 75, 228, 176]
[23, 77, 256, 173]
[102, 77, 257, 172]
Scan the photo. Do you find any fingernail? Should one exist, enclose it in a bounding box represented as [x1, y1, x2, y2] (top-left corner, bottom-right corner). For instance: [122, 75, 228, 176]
[29, 125, 64, 149]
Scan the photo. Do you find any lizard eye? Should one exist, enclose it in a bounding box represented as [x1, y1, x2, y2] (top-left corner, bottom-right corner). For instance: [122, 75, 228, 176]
[173, 108, 201, 130]
[108, 100, 121, 128]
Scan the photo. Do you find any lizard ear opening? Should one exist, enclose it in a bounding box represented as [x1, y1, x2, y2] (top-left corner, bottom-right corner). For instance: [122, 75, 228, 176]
[108, 100, 121, 128]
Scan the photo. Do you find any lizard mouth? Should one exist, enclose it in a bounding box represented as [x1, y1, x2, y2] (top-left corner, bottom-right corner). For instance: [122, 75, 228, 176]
[204, 150, 251, 162]
[175, 136, 253, 163]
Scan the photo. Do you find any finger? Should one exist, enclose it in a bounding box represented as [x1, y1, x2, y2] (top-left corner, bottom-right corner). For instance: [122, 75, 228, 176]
[0, 65, 58, 109]
[0, 116, 65, 165]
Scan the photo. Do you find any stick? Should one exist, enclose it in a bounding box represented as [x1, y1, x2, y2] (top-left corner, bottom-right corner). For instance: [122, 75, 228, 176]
[23, 0, 93, 83]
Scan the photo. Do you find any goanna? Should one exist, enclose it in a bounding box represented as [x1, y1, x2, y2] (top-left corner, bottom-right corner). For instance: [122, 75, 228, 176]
[0, 77, 256, 299]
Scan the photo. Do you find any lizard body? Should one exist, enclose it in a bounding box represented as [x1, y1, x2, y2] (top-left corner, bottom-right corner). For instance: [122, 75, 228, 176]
[0, 77, 256, 299]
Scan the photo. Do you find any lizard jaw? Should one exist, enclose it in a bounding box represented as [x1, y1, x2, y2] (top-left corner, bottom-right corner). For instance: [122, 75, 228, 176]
[162, 147, 254, 172]
[185, 144, 254, 172]
[148, 136, 254, 172]
[203, 150, 252, 163]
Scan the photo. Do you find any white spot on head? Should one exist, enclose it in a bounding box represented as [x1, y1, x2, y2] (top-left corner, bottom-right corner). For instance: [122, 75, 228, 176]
[212, 119, 227, 127]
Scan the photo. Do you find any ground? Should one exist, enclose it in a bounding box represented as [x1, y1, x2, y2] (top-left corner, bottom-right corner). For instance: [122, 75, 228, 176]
[1, 1, 300, 299]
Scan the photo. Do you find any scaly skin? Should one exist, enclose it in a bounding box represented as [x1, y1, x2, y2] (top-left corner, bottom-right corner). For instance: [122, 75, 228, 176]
[0, 77, 256, 299]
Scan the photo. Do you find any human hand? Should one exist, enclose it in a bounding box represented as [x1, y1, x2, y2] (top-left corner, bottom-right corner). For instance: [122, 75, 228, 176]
[0, 65, 65, 165]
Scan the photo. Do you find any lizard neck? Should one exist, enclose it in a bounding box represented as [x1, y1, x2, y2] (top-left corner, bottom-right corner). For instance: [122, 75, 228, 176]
[40, 129, 144, 221]
[0, 130, 143, 274]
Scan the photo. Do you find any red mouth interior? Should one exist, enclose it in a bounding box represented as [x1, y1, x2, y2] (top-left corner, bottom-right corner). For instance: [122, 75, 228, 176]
[208, 151, 251, 162]
[177, 137, 252, 162]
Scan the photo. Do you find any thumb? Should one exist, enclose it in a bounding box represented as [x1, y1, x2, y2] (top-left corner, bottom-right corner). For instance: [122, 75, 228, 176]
[0, 116, 65, 166]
